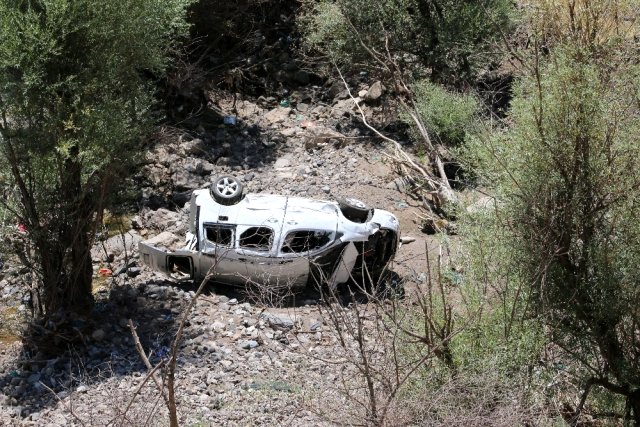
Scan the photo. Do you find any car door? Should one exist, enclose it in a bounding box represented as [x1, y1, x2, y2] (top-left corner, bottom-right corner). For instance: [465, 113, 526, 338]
[236, 225, 302, 289]
[276, 229, 338, 288]
[199, 223, 249, 286]
[139, 242, 196, 279]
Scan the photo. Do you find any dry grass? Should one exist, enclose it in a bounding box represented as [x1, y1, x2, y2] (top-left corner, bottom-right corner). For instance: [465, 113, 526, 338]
[530, 0, 639, 48]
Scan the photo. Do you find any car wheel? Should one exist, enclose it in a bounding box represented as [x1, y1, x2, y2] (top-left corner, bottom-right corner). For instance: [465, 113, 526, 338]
[211, 176, 244, 205]
[338, 197, 371, 223]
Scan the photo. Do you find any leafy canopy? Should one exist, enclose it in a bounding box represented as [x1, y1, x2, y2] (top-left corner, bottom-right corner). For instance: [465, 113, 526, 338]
[0, 0, 192, 314]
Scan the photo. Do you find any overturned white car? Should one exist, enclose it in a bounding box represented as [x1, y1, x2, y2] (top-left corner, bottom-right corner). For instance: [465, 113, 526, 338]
[139, 176, 399, 290]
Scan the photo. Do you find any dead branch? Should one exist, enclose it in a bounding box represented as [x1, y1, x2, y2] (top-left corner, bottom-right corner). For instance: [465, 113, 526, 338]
[127, 319, 170, 408]
[117, 360, 166, 427]
[165, 259, 221, 427]
[40, 381, 89, 427]
[334, 66, 439, 192]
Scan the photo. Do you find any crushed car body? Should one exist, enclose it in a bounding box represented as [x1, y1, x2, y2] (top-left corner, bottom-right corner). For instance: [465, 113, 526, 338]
[139, 176, 400, 290]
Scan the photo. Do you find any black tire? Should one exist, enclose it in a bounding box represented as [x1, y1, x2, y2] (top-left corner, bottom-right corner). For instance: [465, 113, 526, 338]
[211, 176, 243, 205]
[338, 197, 371, 223]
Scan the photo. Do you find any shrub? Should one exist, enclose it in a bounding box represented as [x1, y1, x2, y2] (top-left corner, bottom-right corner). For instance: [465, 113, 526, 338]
[299, 0, 516, 85]
[409, 80, 479, 147]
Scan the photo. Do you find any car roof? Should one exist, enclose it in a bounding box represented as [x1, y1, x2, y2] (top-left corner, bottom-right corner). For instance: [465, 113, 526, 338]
[196, 192, 339, 233]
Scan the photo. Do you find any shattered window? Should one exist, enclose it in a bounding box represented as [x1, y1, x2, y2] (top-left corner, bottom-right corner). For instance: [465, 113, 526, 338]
[239, 227, 273, 251]
[205, 226, 233, 247]
[282, 230, 332, 253]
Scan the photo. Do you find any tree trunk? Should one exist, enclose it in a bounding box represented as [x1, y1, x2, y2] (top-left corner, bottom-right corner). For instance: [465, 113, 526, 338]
[630, 389, 640, 426]
[38, 148, 95, 315]
[39, 234, 93, 314]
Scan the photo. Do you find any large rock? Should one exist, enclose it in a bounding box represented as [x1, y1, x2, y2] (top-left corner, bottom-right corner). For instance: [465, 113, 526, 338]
[236, 100, 264, 118]
[143, 164, 169, 187]
[364, 81, 384, 102]
[274, 158, 292, 169]
[263, 107, 292, 125]
[260, 313, 295, 331]
[184, 159, 215, 177]
[331, 99, 356, 118]
[304, 126, 348, 150]
[171, 168, 202, 192]
[143, 231, 183, 249]
[92, 231, 143, 260]
[143, 208, 183, 231]
[179, 138, 207, 156]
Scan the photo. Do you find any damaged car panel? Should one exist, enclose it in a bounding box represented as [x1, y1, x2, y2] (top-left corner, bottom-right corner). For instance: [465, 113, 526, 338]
[139, 175, 400, 290]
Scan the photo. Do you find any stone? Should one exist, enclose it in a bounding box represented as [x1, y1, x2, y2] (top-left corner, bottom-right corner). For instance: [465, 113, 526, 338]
[327, 81, 343, 99]
[364, 81, 384, 102]
[180, 138, 206, 156]
[263, 107, 291, 125]
[91, 329, 106, 342]
[305, 126, 347, 150]
[184, 159, 215, 177]
[261, 313, 295, 331]
[239, 340, 259, 350]
[26, 373, 40, 385]
[386, 176, 411, 191]
[309, 320, 323, 331]
[127, 267, 141, 278]
[171, 168, 201, 192]
[142, 231, 182, 250]
[91, 231, 143, 260]
[274, 158, 291, 169]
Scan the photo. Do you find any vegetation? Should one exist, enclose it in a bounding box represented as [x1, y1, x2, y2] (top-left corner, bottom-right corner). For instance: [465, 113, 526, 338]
[409, 80, 478, 147]
[0, 0, 638, 424]
[462, 0, 640, 422]
[300, 0, 515, 85]
[0, 0, 192, 315]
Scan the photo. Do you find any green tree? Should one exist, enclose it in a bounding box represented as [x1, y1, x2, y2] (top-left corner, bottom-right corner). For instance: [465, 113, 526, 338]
[300, 0, 515, 85]
[0, 0, 192, 315]
[464, 1, 640, 421]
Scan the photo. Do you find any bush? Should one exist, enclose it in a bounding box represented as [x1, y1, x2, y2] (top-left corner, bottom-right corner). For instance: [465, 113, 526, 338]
[409, 80, 479, 147]
[299, 0, 516, 85]
[462, 39, 640, 424]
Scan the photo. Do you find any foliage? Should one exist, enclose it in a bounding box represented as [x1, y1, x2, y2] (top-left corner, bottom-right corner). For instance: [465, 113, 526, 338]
[462, 5, 640, 419]
[299, 0, 516, 85]
[0, 0, 192, 315]
[409, 80, 479, 146]
[389, 232, 550, 424]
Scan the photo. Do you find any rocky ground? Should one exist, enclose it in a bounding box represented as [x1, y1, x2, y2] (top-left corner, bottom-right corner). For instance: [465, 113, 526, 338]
[0, 80, 451, 426]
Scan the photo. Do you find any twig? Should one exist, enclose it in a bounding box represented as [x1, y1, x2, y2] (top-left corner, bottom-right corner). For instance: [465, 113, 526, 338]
[127, 319, 170, 408]
[118, 360, 165, 427]
[166, 260, 220, 427]
[40, 381, 88, 427]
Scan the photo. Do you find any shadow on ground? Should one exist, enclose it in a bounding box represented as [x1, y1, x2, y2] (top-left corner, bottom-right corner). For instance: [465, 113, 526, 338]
[0, 271, 404, 419]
